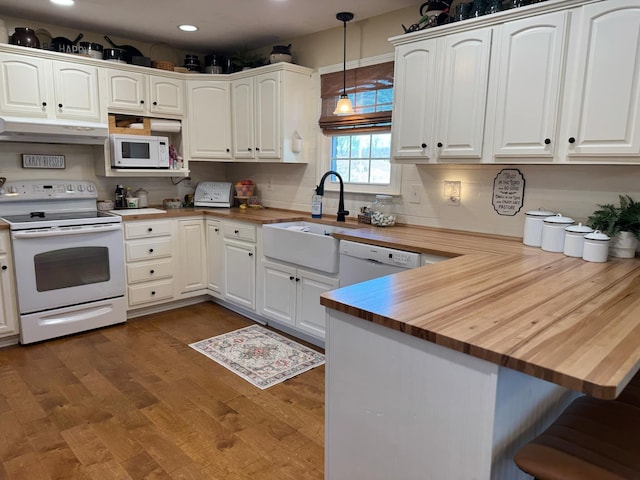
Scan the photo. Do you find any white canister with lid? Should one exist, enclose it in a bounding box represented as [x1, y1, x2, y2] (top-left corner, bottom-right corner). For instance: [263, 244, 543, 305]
[582, 230, 610, 262]
[563, 223, 594, 258]
[523, 208, 556, 246]
[541, 213, 574, 252]
[134, 188, 148, 208]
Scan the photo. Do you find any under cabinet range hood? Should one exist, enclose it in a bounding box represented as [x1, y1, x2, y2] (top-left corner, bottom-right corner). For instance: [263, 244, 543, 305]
[0, 116, 109, 145]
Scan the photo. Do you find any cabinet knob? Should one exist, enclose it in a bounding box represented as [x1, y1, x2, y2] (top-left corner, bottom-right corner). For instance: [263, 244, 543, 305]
[153, 101, 158, 106]
[226, 148, 230, 153]
[150, 269, 155, 274]
[58, 103, 63, 109]
[295, 277, 300, 282]
[140, 100, 145, 105]
[1, 265, 6, 270]
[248, 252, 253, 257]
[248, 147, 252, 152]
[234, 229, 239, 234]
[214, 228, 219, 232]
[289, 276, 295, 280]
[545, 138, 551, 145]
[256, 147, 260, 151]
[148, 227, 153, 232]
[149, 248, 154, 253]
[568, 137, 576, 144]
[41, 101, 47, 108]
[421, 143, 427, 149]
[151, 291, 156, 295]
[437, 142, 443, 148]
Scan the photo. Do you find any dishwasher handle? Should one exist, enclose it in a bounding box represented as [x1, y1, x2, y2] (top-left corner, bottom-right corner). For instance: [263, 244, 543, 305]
[12, 224, 122, 239]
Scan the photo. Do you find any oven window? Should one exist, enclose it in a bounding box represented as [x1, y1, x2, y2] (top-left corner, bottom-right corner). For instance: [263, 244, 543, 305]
[34, 247, 110, 291]
[122, 141, 150, 159]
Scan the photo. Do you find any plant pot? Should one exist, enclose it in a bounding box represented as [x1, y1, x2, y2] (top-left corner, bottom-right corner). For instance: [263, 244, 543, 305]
[609, 231, 638, 258]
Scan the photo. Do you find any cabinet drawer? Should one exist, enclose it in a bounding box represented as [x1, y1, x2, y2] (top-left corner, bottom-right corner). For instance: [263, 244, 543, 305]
[125, 220, 172, 239]
[128, 279, 174, 307]
[223, 222, 257, 243]
[0, 233, 7, 254]
[125, 238, 172, 262]
[126, 258, 173, 284]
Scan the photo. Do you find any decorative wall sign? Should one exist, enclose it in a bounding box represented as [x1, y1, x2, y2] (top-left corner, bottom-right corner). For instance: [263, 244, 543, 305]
[492, 168, 525, 216]
[22, 154, 65, 169]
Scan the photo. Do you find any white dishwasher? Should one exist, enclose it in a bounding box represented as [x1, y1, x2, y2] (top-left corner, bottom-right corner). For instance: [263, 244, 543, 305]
[339, 240, 422, 287]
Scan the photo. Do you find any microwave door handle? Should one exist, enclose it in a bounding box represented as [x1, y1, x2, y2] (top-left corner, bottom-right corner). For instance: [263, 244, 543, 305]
[12, 224, 122, 239]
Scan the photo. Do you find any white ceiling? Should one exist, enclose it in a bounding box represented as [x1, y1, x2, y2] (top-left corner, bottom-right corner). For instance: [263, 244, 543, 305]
[0, 0, 419, 53]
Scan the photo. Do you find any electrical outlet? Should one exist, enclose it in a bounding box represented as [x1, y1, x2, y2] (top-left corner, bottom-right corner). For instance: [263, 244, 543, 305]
[409, 184, 421, 204]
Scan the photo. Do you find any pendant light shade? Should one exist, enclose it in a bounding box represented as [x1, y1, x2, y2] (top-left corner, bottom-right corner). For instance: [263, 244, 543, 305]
[333, 11, 354, 116]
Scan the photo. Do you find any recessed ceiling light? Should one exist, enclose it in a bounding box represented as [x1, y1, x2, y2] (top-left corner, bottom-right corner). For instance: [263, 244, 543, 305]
[50, 0, 75, 5]
[178, 24, 198, 32]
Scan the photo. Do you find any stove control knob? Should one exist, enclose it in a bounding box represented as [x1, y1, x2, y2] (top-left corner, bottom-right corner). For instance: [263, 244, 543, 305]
[86, 184, 95, 192]
[77, 184, 85, 192]
[67, 184, 74, 191]
[0, 188, 4, 195]
[7, 186, 18, 194]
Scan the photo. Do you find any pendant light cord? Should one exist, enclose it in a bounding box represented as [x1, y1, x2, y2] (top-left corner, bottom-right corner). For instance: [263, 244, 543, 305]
[342, 18, 347, 97]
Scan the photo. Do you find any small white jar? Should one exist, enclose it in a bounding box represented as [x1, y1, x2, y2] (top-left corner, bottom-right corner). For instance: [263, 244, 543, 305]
[541, 213, 574, 253]
[563, 223, 594, 258]
[582, 230, 610, 263]
[523, 208, 555, 246]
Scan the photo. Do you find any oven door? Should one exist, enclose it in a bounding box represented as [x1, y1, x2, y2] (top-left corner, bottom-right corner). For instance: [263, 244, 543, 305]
[11, 224, 125, 314]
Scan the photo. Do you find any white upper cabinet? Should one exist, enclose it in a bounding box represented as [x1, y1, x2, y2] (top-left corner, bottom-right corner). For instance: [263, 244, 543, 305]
[560, 0, 640, 161]
[391, 27, 492, 162]
[186, 80, 232, 160]
[391, 0, 640, 165]
[229, 64, 312, 163]
[104, 68, 184, 117]
[0, 52, 101, 122]
[487, 11, 569, 160]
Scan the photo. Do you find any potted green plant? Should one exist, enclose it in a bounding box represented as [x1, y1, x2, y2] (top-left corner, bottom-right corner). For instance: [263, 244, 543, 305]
[231, 47, 266, 71]
[587, 194, 640, 258]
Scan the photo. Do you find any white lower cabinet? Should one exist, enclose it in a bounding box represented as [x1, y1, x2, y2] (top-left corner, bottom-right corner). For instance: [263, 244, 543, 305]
[262, 259, 338, 340]
[176, 218, 207, 295]
[223, 221, 257, 310]
[206, 219, 223, 296]
[124, 219, 175, 308]
[0, 231, 19, 338]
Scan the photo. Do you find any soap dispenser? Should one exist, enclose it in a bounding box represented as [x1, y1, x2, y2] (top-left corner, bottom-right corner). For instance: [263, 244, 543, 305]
[311, 187, 322, 218]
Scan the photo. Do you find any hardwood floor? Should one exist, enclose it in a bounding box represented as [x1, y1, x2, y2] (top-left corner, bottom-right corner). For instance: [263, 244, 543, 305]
[0, 302, 325, 480]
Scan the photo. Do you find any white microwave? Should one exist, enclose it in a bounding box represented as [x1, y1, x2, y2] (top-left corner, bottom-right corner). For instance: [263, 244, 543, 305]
[110, 134, 170, 168]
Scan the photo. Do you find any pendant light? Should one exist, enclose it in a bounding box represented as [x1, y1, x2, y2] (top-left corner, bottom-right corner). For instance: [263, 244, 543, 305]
[333, 12, 355, 115]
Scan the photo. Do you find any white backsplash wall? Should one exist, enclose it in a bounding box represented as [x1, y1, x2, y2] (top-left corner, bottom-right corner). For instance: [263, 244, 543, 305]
[0, 142, 225, 206]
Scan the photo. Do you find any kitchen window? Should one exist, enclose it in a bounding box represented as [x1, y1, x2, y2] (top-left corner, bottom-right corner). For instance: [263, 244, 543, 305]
[319, 59, 400, 195]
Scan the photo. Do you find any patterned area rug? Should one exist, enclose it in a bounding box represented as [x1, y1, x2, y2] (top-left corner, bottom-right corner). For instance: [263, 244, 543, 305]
[189, 325, 325, 389]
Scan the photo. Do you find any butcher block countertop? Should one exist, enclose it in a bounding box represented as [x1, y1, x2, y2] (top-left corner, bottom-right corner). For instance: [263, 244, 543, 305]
[323, 226, 640, 400]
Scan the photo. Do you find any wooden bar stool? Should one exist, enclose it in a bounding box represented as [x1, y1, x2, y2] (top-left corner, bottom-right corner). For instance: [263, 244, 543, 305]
[514, 395, 640, 479]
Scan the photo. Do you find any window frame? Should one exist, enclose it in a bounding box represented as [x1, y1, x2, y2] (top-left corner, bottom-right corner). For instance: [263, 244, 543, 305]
[317, 53, 401, 196]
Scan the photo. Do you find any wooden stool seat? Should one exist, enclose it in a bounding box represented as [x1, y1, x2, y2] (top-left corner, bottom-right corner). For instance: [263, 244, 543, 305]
[514, 396, 640, 480]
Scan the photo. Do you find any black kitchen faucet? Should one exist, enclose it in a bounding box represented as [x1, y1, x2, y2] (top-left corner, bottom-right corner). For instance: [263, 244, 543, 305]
[315, 170, 349, 222]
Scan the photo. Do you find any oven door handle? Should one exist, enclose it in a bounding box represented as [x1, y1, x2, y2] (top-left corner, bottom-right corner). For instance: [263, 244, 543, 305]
[12, 224, 122, 238]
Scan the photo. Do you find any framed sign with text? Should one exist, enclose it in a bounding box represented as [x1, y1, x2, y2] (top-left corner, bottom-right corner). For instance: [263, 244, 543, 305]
[22, 154, 66, 169]
[492, 168, 525, 216]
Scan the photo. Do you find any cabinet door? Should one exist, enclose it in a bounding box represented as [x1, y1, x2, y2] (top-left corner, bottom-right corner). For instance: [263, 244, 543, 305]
[187, 81, 232, 159]
[51, 61, 101, 122]
[296, 269, 338, 339]
[105, 69, 146, 114]
[563, 0, 640, 158]
[177, 219, 207, 294]
[436, 27, 492, 160]
[223, 239, 256, 310]
[490, 12, 568, 159]
[206, 219, 224, 294]
[231, 77, 256, 160]
[391, 40, 438, 161]
[0, 52, 49, 118]
[149, 76, 184, 116]
[262, 260, 297, 326]
[0, 233, 18, 337]
[255, 71, 281, 159]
